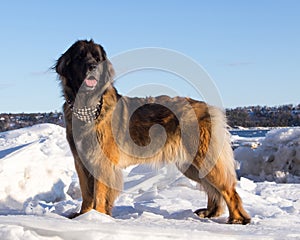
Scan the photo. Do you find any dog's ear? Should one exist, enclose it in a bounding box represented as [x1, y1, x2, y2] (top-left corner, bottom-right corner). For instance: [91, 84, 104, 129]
[98, 44, 115, 78]
[106, 59, 115, 78]
[55, 51, 71, 77]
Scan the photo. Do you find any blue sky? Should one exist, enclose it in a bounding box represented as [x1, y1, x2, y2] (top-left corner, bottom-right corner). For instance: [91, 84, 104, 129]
[0, 0, 299, 113]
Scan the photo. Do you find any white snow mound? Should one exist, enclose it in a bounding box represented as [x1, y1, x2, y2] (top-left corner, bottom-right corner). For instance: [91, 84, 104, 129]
[235, 127, 300, 183]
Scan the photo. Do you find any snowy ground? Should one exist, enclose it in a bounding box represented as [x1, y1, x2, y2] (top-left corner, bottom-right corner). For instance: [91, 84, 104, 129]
[0, 124, 300, 240]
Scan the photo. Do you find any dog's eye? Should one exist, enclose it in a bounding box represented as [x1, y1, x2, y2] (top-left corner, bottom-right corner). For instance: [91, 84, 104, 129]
[75, 55, 82, 61]
[75, 53, 85, 61]
[95, 56, 101, 62]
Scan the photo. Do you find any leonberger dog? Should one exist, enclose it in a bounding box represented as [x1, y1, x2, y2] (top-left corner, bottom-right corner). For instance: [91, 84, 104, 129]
[55, 39, 251, 224]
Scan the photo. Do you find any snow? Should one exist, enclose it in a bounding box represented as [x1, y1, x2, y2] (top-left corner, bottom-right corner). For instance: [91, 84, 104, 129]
[235, 127, 300, 183]
[0, 124, 300, 239]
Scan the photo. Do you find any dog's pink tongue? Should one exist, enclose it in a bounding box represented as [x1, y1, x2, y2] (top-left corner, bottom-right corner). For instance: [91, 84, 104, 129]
[85, 79, 97, 87]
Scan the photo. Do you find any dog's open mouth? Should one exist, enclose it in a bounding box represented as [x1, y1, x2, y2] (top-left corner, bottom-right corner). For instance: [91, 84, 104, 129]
[84, 76, 98, 88]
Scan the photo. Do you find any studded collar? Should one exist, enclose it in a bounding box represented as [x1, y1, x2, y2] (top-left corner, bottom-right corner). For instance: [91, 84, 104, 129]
[66, 99, 102, 123]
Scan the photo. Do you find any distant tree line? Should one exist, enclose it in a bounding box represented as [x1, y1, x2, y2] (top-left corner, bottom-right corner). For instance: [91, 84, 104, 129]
[0, 104, 300, 132]
[0, 112, 64, 132]
[226, 104, 300, 127]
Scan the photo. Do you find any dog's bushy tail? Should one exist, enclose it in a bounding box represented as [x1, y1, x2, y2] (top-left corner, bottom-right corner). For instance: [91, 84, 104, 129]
[198, 106, 236, 186]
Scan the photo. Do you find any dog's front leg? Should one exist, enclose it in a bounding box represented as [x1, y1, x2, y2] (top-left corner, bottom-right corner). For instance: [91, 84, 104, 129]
[74, 159, 94, 215]
[94, 179, 109, 214]
[93, 165, 123, 215]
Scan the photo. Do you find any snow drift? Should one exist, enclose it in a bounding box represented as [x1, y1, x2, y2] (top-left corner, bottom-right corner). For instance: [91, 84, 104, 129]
[235, 127, 300, 183]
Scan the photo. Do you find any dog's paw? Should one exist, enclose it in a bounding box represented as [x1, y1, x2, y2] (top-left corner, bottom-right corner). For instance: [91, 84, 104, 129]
[194, 208, 223, 218]
[227, 217, 251, 225]
[194, 208, 211, 218]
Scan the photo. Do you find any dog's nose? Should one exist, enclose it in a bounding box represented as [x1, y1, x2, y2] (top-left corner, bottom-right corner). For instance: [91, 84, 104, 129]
[88, 63, 97, 71]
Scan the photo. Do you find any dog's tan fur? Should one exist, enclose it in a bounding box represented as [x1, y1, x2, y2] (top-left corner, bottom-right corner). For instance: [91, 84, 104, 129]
[56, 40, 251, 224]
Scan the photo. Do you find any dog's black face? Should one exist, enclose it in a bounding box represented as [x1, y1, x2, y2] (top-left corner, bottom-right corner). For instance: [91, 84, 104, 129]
[55, 40, 114, 101]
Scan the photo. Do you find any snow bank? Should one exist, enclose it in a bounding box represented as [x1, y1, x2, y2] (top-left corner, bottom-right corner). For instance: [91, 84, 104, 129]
[235, 127, 300, 183]
[0, 124, 77, 214]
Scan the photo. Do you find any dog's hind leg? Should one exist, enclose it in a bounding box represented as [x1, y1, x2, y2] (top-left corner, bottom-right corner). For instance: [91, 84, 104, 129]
[190, 106, 251, 224]
[189, 143, 251, 224]
[177, 164, 225, 218]
[202, 161, 251, 224]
